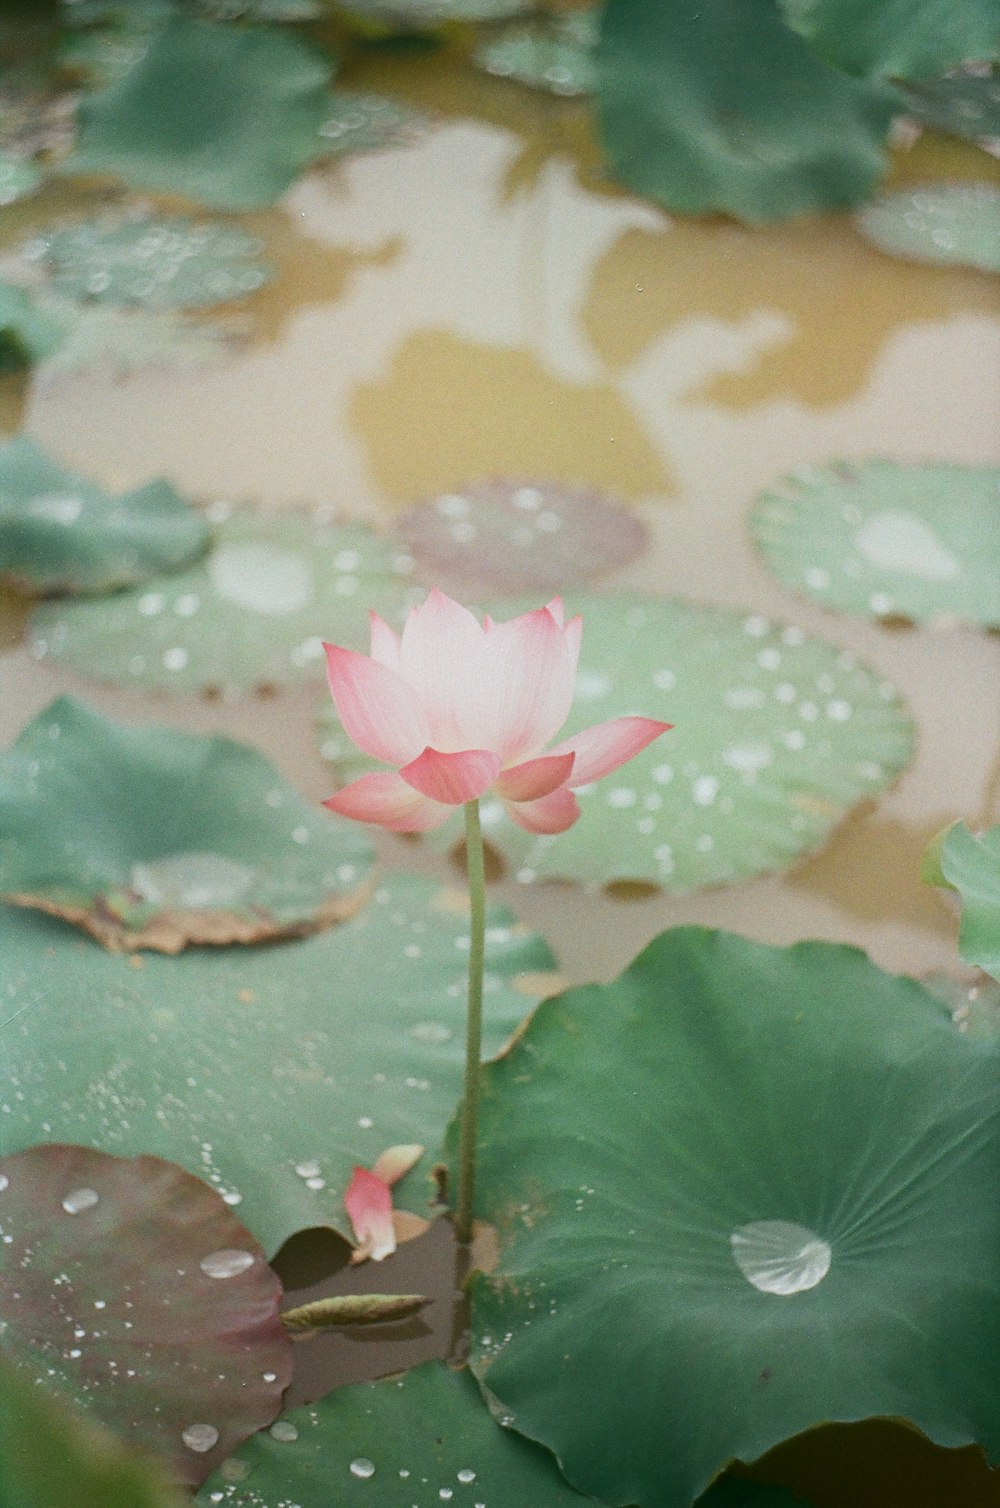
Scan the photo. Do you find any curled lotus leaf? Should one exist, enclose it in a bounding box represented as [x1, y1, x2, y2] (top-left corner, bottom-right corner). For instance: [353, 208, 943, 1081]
[395, 478, 648, 596]
[462, 927, 1000, 1506]
[29, 506, 414, 694]
[751, 460, 1000, 628]
[474, 11, 599, 97]
[0, 872, 556, 1254]
[924, 823, 1000, 983]
[71, 17, 333, 210]
[0, 1347, 185, 1508]
[0, 1143, 292, 1486]
[27, 215, 273, 310]
[0, 697, 374, 951]
[855, 183, 1000, 273]
[0, 435, 209, 596]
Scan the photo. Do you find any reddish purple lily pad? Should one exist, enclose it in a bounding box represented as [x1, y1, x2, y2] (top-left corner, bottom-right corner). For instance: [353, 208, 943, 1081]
[0, 1144, 293, 1486]
[395, 478, 649, 596]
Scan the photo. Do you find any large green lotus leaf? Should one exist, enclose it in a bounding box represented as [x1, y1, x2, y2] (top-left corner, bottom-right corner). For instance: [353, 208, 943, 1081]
[0, 1143, 292, 1486]
[751, 460, 1000, 628]
[0, 1347, 185, 1508]
[0, 280, 64, 372]
[0, 697, 373, 951]
[856, 183, 1000, 272]
[778, 0, 1000, 82]
[0, 435, 209, 596]
[474, 11, 599, 98]
[0, 873, 556, 1253]
[321, 593, 913, 891]
[195, 1361, 595, 1506]
[463, 928, 1000, 1507]
[29, 507, 414, 694]
[899, 70, 1000, 150]
[30, 215, 273, 310]
[70, 18, 332, 210]
[314, 89, 430, 160]
[595, 0, 899, 223]
[395, 479, 649, 597]
[926, 823, 1000, 982]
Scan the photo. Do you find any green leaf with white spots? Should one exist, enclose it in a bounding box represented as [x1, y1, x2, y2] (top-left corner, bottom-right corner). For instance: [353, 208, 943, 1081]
[596, 0, 899, 223]
[925, 823, 1000, 982]
[0, 697, 373, 951]
[70, 17, 332, 210]
[196, 1361, 595, 1505]
[29, 507, 414, 695]
[474, 11, 599, 98]
[922, 970, 1000, 1039]
[319, 593, 913, 891]
[313, 89, 430, 160]
[30, 216, 273, 310]
[900, 70, 1000, 151]
[751, 461, 1000, 628]
[0, 873, 556, 1254]
[0, 281, 65, 372]
[0, 436, 209, 596]
[462, 928, 1000, 1508]
[0, 152, 41, 205]
[778, 0, 1000, 82]
[0, 1144, 292, 1487]
[855, 183, 1000, 272]
[0, 1347, 186, 1508]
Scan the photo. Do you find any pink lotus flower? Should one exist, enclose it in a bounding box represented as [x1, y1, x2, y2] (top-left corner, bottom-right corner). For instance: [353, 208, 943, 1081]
[323, 590, 670, 835]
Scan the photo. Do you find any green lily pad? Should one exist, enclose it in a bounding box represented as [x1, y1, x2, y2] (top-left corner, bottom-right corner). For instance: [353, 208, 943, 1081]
[595, 0, 898, 222]
[778, 0, 1000, 82]
[0, 152, 41, 205]
[0, 281, 65, 372]
[474, 11, 599, 97]
[395, 479, 649, 596]
[314, 89, 430, 159]
[0, 1143, 292, 1486]
[0, 697, 373, 951]
[27, 216, 273, 310]
[322, 593, 913, 890]
[71, 17, 333, 210]
[751, 461, 1000, 628]
[0, 1347, 185, 1508]
[196, 1361, 594, 1505]
[0, 872, 556, 1254]
[0, 436, 209, 596]
[29, 506, 414, 694]
[855, 183, 1000, 272]
[899, 70, 1000, 151]
[464, 927, 1000, 1507]
[925, 823, 1000, 982]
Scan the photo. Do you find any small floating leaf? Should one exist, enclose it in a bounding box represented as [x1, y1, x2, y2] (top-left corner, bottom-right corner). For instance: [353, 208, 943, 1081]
[396, 479, 648, 596]
[195, 1361, 594, 1505]
[751, 460, 1000, 627]
[0, 697, 373, 951]
[71, 17, 333, 210]
[464, 928, 1000, 1507]
[29, 215, 273, 310]
[856, 183, 1000, 272]
[314, 89, 430, 159]
[281, 1292, 427, 1330]
[596, 0, 898, 222]
[0, 1143, 292, 1486]
[474, 11, 599, 97]
[0, 435, 209, 596]
[925, 822, 1000, 982]
[29, 506, 414, 694]
[0, 873, 555, 1253]
[0, 281, 64, 372]
[0, 1348, 185, 1508]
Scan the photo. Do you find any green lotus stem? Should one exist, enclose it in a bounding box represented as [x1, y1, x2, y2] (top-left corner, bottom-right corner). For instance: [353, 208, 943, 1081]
[455, 798, 487, 1245]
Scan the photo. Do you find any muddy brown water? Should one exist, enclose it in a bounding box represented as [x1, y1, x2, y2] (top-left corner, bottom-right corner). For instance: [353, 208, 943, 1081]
[1, 25, 999, 1506]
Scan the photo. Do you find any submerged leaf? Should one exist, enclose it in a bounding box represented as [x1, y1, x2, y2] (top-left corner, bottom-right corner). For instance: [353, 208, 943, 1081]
[0, 697, 373, 951]
[0, 436, 209, 596]
[465, 928, 1000, 1506]
[855, 183, 1000, 272]
[0, 874, 555, 1253]
[0, 1144, 292, 1486]
[751, 460, 1000, 627]
[71, 17, 333, 210]
[595, 0, 898, 222]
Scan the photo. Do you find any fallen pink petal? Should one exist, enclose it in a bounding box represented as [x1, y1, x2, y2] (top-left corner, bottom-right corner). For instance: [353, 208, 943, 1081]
[344, 1166, 397, 1264]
